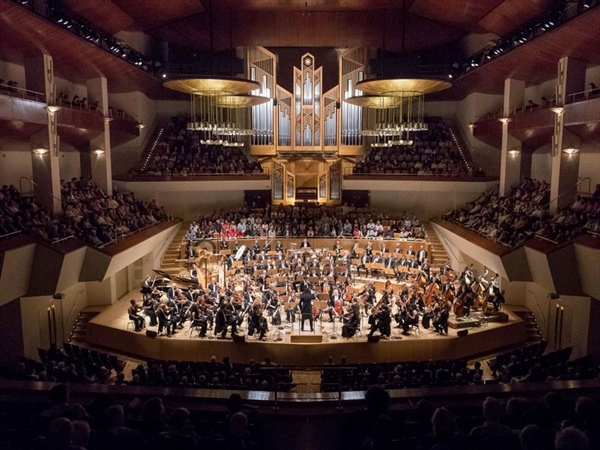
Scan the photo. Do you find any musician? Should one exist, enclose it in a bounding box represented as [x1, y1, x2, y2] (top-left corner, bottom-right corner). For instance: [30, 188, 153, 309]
[341, 298, 360, 338]
[252, 239, 261, 255]
[189, 300, 208, 338]
[433, 303, 449, 335]
[263, 240, 271, 252]
[267, 292, 281, 326]
[248, 302, 268, 341]
[333, 240, 342, 256]
[368, 303, 391, 338]
[401, 304, 419, 335]
[351, 241, 360, 259]
[393, 243, 403, 254]
[215, 298, 238, 339]
[275, 240, 284, 253]
[141, 275, 153, 295]
[142, 294, 158, 326]
[299, 288, 316, 332]
[157, 303, 174, 337]
[326, 288, 343, 322]
[300, 238, 311, 249]
[127, 299, 145, 332]
[207, 277, 219, 297]
[364, 241, 373, 260]
[490, 276, 505, 312]
[407, 246, 415, 256]
[417, 245, 428, 263]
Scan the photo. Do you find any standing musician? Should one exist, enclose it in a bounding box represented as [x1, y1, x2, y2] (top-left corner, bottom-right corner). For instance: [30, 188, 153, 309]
[326, 288, 343, 323]
[127, 299, 145, 332]
[299, 287, 316, 332]
[141, 275, 154, 295]
[275, 240, 284, 253]
[157, 303, 174, 337]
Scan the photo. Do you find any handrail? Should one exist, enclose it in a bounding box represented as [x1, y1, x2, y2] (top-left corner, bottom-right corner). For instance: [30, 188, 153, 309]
[448, 125, 474, 173]
[0, 230, 23, 239]
[140, 126, 165, 172]
[64, 289, 85, 337]
[19, 177, 63, 204]
[431, 224, 460, 263]
[50, 235, 76, 245]
[544, 177, 588, 210]
[577, 177, 591, 196]
[0, 82, 46, 103]
[534, 234, 559, 245]
[527, 289, 547, 325]
[19, 176, 35, 196]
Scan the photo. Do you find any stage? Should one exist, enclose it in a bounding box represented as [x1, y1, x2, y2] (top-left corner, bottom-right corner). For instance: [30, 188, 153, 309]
[86, 291, 528, 366]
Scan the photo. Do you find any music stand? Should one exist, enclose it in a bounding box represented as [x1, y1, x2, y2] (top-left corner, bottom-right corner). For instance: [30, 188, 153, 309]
[329, 313, 339, 340]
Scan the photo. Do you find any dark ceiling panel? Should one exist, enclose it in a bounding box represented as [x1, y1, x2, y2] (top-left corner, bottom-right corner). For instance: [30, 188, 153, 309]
[478, 0, 561, 37]
[410, 0, 503, 33]
[61, 0, 135, 34]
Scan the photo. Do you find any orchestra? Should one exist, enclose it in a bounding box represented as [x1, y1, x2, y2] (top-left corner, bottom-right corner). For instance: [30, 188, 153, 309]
[129, 238, 500, 342]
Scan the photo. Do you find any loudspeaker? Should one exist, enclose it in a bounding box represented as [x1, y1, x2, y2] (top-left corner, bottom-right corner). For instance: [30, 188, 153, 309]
[145, 330, 157, 338]
[232, 334, 246, 343]
[457, 329, 469, 337]
[367, 335, 381, 343]
[290, 335, 323, 343]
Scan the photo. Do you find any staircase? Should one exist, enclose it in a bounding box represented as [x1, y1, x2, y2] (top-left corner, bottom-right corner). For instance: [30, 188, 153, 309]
[69, 311, 99, 343]
[159, 223, 190, 280]
[422, 221, 449, 271]
[514, 310, 545, 344]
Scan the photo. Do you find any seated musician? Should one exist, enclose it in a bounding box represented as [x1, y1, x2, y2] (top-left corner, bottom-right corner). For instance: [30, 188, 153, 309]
[248, 302, 268, 341]
[157, 303, 174, 337]
[275, 240, 284, 253]
[215, 298, 239, 339]
[433, 303, 449, 335]
[326, 288, 343, 323]
[127, 299, 145, 332]
[368, 303, 391, 338]
[300, 238, 311, 248]
[188, 300, 208, 338]
[401, 304, 419, 335]
[342, 298, 360, 338]
[142, 294, 158, 326]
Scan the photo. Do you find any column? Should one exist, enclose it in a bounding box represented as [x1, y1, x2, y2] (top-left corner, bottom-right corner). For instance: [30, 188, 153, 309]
[499, 79, 525, 196]
[550, 57, 586, 212]
[25, 54, 61, 213]
[84, 77, 113, 195]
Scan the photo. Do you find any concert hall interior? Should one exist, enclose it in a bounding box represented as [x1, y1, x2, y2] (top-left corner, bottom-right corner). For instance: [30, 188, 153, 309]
[0, 1, 600, 450]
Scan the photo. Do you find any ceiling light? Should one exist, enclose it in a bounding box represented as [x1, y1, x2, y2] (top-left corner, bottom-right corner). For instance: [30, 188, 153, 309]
[498, 117, 511, 124]
[46, 105, 61, 113]
[551, 106, 564, 115]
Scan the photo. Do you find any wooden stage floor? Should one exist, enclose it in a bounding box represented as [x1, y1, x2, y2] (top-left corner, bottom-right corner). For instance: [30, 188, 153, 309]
[87, 290, 527, 366]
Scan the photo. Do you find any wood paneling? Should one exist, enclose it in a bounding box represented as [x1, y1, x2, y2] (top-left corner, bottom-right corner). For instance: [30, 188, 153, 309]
[410, 0, 502, 33]
[61, 0, 135, 34]
[478, 0, 561, 37]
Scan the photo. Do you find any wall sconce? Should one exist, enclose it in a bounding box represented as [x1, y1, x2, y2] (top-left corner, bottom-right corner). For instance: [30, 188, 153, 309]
[468, 123, 475, 130]
[551, 106, 564, 115]
[32, 148, 49, 155]
[93, 149, 105, 155]
[562, 148, 579, 156]
[45, 105, 61, 114]
[137, 123, 145, 129]
[498, 117, 511, 124]
[508, 149, 521, 157]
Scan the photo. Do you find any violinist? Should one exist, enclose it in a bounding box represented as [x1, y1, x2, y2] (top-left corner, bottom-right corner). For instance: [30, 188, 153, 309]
[368, 302, 391, 338]
[127, 299, 145, 332]
[248, 302, 268, 341]
[433, 302, 449, 335]
[215, 298, 238, 339]
[157, 303, 174, 337]
[341, 298, 360, 338]
[189, 300, 208, 338]
[401, 303, 419, 335]
[142, 294, 158, 326]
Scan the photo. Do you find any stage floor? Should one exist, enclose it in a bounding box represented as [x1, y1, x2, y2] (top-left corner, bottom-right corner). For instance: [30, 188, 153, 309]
[87, 289, 528, 366]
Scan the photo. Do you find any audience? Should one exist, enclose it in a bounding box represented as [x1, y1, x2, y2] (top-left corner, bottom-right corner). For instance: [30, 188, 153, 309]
[353, 117, 473, 177]
[136, 117, 263, 177]
[0, 179, 168, 247]
[189, 204, 424, 240]
[444, 178, 599, 246]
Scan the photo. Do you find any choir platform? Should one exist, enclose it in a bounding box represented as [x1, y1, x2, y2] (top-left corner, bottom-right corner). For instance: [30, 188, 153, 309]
[86, 288, 527, 367]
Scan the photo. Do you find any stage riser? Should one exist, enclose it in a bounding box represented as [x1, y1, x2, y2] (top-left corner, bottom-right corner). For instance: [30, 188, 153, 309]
[87, 319, 527, 366]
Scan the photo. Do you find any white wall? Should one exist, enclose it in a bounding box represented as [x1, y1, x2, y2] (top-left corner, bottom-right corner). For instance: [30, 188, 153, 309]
[0, 148, 34, 189]
[0, 60, 26, 87]
[531, 151, 552, 182]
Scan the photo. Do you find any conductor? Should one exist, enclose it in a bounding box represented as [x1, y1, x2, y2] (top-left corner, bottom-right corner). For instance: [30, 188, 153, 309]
[299, 287, 316, 332]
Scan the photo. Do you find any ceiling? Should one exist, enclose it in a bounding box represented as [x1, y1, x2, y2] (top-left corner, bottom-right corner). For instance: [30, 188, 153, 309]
[1, 0, 599, 100]
[62, 0, 560, 53]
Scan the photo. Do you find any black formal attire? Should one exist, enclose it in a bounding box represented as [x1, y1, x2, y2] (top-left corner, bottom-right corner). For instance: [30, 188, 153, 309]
[299, 291, 316, 331]
[157, 307, 174, 337]
[433, 308, 449, 335]
[128, 305, 145, 332]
